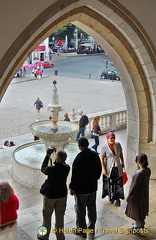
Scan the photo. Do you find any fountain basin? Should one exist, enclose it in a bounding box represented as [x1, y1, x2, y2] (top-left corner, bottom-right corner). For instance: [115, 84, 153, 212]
[30, 120, 78, 149]
[12, 141, 79, 188]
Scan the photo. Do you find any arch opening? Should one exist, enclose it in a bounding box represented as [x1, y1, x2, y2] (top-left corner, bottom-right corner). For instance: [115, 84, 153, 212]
[0, 0, 155, 177]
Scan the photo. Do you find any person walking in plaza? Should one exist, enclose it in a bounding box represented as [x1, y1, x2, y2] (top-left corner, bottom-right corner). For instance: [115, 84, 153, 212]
[38, 148, 70, 240]
[125, 153, 151, 230]
[76, 110, 89, 142]
[36, 67, 42, 79]
[101, 132, 125, 206]
[34, 97, 44, 118]
[91, 116, 101, 153]
[69, 137, 102, 238]
[40, 65, 44, 77]
[105, 59, 109, 68]
[32, 67, 37, 79]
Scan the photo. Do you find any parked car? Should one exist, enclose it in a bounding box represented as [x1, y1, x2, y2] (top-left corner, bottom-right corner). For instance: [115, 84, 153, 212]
[100, 69, 120, 80]
[34, 61, 54, 68]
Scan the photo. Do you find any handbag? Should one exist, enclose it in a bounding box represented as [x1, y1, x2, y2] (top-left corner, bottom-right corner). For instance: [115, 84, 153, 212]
[40, 179, 48, 195]
[122, 171, 128, 185]
[102, 175, 109, 198]
[40, 158, 52, 195]
[91, 128, 94, 139]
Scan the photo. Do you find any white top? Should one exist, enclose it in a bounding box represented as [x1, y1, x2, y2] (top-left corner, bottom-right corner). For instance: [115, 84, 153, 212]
[101, 142, 123, 177]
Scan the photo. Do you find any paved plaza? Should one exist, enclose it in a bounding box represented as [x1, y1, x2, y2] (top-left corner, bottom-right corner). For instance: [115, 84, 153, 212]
[0, 72, 156, 240]
[0, 70, 126, 140]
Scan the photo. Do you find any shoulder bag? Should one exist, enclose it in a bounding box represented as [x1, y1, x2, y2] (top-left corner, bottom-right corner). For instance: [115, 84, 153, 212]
[40, 158, 52, 195]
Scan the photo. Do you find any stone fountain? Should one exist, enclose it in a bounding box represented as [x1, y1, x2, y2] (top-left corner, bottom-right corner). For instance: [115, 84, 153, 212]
[30, 80, 78, 149]
[12, 81, 79, 188]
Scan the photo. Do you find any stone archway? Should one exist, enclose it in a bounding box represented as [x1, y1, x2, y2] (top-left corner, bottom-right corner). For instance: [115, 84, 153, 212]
[0, 0, 155, 177]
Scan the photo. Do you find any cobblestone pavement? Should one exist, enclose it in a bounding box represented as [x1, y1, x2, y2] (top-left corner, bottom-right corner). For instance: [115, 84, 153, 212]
[0, 73, 126, 142]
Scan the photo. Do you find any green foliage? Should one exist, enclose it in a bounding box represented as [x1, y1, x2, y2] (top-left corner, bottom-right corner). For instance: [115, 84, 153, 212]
[49, 23, 89, 45]
[57, 26, 67, 34]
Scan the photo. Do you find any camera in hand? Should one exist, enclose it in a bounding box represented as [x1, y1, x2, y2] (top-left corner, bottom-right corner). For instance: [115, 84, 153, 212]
[47, 148, 54, 154]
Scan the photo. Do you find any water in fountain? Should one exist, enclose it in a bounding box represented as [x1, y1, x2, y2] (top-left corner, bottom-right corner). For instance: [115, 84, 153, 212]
[14, 143, 79, 168]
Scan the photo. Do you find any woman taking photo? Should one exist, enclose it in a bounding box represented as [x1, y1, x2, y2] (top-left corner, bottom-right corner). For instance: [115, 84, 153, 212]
[101, 132, 125, 206]
[91, 116, 101, 153]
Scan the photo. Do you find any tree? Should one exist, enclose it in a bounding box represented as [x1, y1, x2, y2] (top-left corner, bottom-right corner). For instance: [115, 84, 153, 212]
[49, 24, 89, 46]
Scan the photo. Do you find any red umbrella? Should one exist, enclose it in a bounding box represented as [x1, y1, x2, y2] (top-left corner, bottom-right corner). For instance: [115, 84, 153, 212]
[55, 40, 65, 44]
[23, 64, 34, 68]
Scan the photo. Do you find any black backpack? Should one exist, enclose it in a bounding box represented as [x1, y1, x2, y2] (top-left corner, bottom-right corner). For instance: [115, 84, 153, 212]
[84, 115, 89, 125]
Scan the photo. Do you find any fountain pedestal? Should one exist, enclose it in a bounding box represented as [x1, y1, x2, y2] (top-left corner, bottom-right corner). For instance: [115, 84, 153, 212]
[47, 103, 62, 131]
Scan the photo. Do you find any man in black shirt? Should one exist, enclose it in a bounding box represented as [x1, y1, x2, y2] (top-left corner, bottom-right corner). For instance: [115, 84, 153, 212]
[38, 148, 70, 240]
[76, 109, 89, 142]
[69, 137, 102, 238]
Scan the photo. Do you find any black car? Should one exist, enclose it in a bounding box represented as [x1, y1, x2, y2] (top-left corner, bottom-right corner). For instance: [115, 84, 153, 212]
[100, 69, 120, 80]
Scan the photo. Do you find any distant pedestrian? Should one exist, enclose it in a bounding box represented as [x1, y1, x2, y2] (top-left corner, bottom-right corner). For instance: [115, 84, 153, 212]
[1, 140, 10, 149]
[22, 66, 26, 77]
[49, 53, 52, 61]
[34, 98, 44, 118]
[16, 68, 22, 77]
[49, 49, 53, 61]
[32, 68, 37, 79]
[34, 136, 39, 141]
[76, 110, 89, 142]
[64, 112, 70, 122]
[109, 60, 114, 66]
[57, 48, 60, 56]
[40, 65, 44, 78]
[10, 141, 16, 147]
[36, 68, 42, 80]
[91, 116, 101, 153]
[40, 65, 44, 72]
[105, 59, 109, 68]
